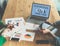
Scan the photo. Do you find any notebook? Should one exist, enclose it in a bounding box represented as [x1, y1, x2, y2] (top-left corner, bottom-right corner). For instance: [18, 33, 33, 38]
[27, 3, 51, 25]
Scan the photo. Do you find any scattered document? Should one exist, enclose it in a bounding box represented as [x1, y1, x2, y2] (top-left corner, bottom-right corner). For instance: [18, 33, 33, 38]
[3, 17, 36, 42]
[21, 32, 35, 41]
[25, 22, 39, 30]
[5, 17, 26, 33]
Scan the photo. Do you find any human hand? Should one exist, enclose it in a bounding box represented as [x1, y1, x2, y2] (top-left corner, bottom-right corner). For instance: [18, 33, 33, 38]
[42, 29, 50, 34]
[40, 29, 50, 34]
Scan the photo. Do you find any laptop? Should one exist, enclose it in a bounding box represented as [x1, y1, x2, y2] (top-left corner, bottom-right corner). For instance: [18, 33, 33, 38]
[26, 3, 51, 25]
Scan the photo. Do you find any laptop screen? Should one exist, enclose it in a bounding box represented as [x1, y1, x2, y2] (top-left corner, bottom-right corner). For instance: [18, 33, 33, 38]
[31, 3, 51, 20]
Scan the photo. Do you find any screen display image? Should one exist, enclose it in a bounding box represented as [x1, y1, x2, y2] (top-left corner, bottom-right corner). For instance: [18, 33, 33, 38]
[32, 3, 51, 18]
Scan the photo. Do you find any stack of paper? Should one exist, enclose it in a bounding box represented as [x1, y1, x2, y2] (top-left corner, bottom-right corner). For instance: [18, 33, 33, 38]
[2, 17, 36, 42]
[2, 17, 26, 37]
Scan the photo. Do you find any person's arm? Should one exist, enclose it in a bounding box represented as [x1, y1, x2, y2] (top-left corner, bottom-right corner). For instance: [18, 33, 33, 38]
[49, 31, 57, 38]
[41, 29, 57, 38]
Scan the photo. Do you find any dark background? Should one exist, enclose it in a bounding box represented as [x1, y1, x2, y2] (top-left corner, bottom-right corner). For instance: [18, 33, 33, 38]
[0, 0, 8, 20]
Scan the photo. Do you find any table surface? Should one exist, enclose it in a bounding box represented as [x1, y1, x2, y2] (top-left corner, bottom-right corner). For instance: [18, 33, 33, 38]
[2, 0, 60, 23]
[3, 31, 54, 46]
[2, 0, 59, 46]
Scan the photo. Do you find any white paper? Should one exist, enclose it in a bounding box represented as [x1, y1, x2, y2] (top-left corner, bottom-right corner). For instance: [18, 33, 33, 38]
[21, 32, 35, 41]
[3, 17, 26, 37]
[25, 22, 39, 30]
[5, 17, 25, 25]
[2, 29, 15, 37]
[5, 17, 25, 28]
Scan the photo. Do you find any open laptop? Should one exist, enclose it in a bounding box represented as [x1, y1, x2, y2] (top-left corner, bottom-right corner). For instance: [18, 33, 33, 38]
[26, 3, 51, 25]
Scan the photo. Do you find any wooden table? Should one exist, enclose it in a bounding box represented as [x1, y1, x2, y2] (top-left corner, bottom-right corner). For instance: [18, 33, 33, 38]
[2, 0, 60, 23]
[3, 31, 54, 46]
[2, 0, 60, 46]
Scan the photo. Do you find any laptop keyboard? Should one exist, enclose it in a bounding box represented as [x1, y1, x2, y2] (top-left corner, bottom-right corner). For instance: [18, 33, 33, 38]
[27, 18, 44, 25]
